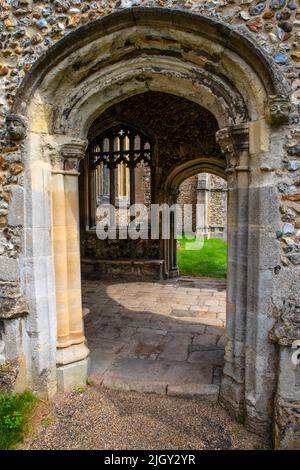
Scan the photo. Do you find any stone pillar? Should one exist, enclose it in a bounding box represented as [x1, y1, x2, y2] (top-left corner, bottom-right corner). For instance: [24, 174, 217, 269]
[168, 188, 180, 278]
[63, 144, 86, 345]
[52, 138, 90, 392]
[196, 174, 209, 238]
[243, 120, 282, 438]
[216, 124, 249, 419]
[52, 171, 70, 348]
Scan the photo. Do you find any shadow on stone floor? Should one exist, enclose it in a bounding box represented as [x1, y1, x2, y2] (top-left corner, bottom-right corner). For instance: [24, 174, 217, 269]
[82, 277, 226, 402]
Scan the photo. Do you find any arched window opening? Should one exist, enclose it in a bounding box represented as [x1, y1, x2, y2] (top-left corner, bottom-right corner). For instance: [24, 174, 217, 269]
[86, 125, 152, 229]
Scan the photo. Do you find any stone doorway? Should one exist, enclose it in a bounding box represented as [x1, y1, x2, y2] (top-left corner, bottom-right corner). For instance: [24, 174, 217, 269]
[79, 90, 228, 396]
[6, 8, 297, 448]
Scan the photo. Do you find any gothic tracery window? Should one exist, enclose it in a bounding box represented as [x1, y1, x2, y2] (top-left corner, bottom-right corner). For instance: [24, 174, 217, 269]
[86, 125, 152, 228]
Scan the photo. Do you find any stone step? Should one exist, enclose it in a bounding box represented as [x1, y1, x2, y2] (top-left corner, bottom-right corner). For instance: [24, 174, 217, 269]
[167, 383, 219, 402]
[87, 357, 219, 402]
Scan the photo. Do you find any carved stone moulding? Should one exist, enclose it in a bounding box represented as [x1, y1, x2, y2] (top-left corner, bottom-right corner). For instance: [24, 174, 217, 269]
[5, 114, 27, 141]
[60, 138, 88, 173]
[216, 124, 249, 173]
[266, 95, 291, 126]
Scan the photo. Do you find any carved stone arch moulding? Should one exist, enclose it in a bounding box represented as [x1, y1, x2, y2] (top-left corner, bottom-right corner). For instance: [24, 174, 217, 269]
[164, 158, 227, 199]
[11, 8, 290, 138]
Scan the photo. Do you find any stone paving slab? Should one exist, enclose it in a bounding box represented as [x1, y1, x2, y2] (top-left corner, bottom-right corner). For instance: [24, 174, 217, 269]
[83, 277, 226, 401]
[157, 333, 193, 362]
[188, 350, 225, 367]
[118, 330, 166, 360]
[88, 350, 116, 388]
[192, 333, 219, 347]
[88, 338, 128, 354]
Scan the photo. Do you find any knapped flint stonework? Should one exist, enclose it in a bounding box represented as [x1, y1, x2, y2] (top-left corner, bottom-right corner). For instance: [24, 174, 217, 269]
[177, 174, 227, 235]
[178, 175, 198, 232]
[0, 1, 299, 449]
[270, 299, 300, 347]
[208, 175, 227, 230]
[82, 232, 160, 261]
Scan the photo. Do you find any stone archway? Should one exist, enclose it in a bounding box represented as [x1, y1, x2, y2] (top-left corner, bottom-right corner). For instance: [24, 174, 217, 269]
[162, 160, 228, 281]
[8, 8, 294, 447]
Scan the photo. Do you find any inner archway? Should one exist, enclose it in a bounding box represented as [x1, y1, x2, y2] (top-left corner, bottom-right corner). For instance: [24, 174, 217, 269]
[176, 172, 228, 279]
[80, 91, 222, 279]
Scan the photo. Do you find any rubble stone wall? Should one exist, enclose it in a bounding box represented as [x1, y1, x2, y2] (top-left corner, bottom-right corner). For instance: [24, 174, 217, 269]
[178, 173, 227, 234]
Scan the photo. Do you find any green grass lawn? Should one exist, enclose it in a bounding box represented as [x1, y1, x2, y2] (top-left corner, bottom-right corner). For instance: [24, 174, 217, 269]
[177, 237, 227, 278]
[0, 391, 37, 450]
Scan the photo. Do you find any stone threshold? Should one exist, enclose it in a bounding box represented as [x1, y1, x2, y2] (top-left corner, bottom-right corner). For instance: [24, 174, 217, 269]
[88, 374, 219, 402]
[87, 356, 220, 403]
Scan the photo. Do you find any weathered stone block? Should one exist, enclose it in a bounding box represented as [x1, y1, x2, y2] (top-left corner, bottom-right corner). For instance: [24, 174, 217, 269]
[7, 186, 24, 226]
[167, 383, 219, 402]
[0, 257, 19, 282]
[0, 360, 19, 394]
[56, 358, 89, 392]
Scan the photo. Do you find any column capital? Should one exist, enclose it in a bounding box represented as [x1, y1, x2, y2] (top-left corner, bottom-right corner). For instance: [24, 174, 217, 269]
[60, 138, 88, 173]
[216, 124, 249, 174]
[265, 94, 291, 126]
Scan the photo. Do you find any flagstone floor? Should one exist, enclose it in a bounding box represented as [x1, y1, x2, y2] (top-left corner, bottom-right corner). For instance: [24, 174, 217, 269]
[82, 277, 226, 400]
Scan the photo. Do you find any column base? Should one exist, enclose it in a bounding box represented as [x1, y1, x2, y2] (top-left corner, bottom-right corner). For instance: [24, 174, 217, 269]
[56, 342, 90, 392]
[245, 403, 273, 438]
[168, 267, 179, 278]
[219, 374, 245, 420]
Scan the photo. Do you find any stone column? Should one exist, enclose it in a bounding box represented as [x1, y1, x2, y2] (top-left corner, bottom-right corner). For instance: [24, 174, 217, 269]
[52, 170, 70, 348]
[168, 188, 180, 278]
[63, 143, 87, 345]
[196, 174, 209, 238]
[244, 115, 285, 438]
[52, 138, 89, 392]
[216, 124, 249, 419]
